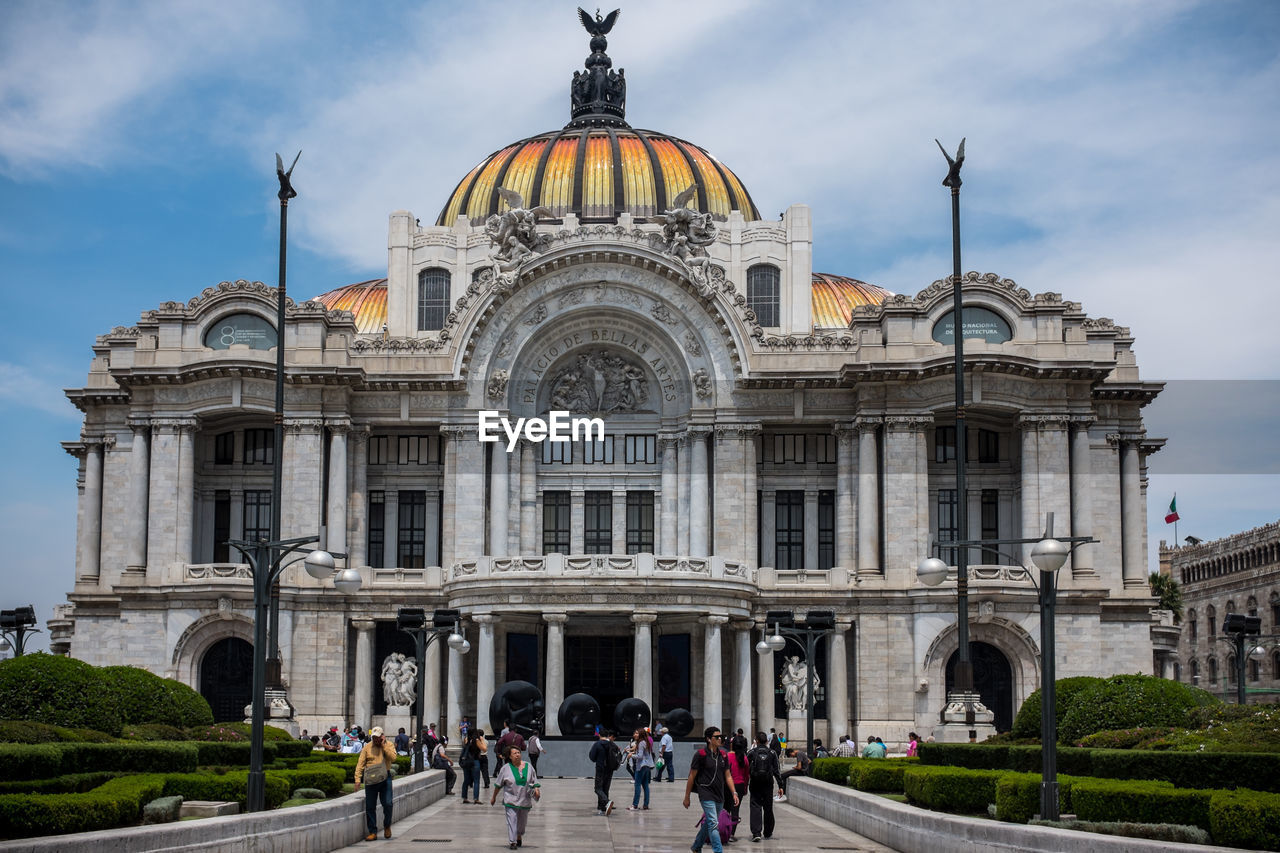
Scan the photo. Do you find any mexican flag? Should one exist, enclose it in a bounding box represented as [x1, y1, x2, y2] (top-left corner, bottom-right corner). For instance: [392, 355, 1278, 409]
[1165, 496, 1180, 524]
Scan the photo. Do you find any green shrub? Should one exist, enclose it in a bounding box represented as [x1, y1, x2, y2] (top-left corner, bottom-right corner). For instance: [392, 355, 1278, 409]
[0, 744, 65, 780]
[917, 743, 1009, 769]
[811, 757, 857, 784]
[1072, 777, 1212, 831]
[100, 666, 213, 729]
[162, 770, 289, 809]
[848, 758, 914, 792]
[1088, 749, 1280, 793]
[0, 653, 124, 736]
[193, 741, 278, 766]
[291, 787, 326, 800]
[0, 773, 167, 839]
[122, 723, 189, 741]
[1059, 675, 1215, 744]
[903, 766, 1005, 813]
[186, 724, 247, 742]
[215, 722, 294, 742]
[58, 742, 200, 776]
[1077, 728, 1177, 750]
[275, 739, 315, 759]
[1210, 787, 1280, 851]
[994, 772, 1077, 823]
[277, 764, 345, 797]
[1010, 676, 1104, 740]
[1029, 818, 1211, 845]
[0, 720, 116, 744]
[0, 771, 120, 795]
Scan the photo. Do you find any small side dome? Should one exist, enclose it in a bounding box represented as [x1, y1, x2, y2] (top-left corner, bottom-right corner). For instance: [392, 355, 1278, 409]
[313, 279, 387, 334]
[811, 273, 892, 327]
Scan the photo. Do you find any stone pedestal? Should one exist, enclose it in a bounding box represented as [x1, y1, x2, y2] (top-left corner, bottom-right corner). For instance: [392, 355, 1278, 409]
[787, 709, 809, 751]
[375, 705, 413, 738]
[932, 692, 996, 743]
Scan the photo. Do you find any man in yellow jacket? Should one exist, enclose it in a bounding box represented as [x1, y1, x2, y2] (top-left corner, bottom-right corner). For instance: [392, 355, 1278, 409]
[356, 726, 398, 841]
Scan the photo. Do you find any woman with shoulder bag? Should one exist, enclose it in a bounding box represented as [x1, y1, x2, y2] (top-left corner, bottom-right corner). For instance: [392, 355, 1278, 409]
[355, 726, 398, 841]
[462, 729, 486, 803]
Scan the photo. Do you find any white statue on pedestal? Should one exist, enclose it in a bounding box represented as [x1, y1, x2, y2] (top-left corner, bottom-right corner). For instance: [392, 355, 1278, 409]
[780, 655, 819, 712]
[380, 653, 417, 708]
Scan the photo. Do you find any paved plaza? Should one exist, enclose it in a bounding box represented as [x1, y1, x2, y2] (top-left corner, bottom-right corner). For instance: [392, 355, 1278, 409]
[333, 777, 897, 853]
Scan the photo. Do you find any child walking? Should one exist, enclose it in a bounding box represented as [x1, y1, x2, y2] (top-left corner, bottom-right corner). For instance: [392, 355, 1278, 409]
[491, 744, 540, 849]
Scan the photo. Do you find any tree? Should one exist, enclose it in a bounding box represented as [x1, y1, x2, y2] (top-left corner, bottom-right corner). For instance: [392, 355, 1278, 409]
[1149, 572, 1184, 623]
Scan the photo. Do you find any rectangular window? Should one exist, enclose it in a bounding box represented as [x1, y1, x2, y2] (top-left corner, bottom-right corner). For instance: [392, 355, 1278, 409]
[584, 491, 612, 554]
[814, 434, 836, 464]
[935, 426, 956, 463]
[368, 491, 385, 569]
[417, 268, 450, 332]
[775, 490, 804, 570]
[541, 440, 571, 464]
[981, 489, 999, 564]
[626, 491, 655, 554]
[624, 434, 656, 464]
[773, 434, 805, 464]
[243, 429, 274, 465]
[542, 491, 571, 554]
[978, 429, 999, 464]
[368, 435, 389, 465]
[214, 432, 235, 465]
[397, 490, 426, 569]
[213, 490, 231, 562]
[747, 264, 780, 327]
[397, 435, 439, 465]
[583, 436, 615, 464]
[243, 490, 272, 541]
[818, 490, 835, 571]
[937, 488, 958, 565]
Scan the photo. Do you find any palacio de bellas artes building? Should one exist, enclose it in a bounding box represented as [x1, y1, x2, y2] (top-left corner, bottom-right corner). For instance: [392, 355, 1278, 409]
[52, 12, 1165, 746]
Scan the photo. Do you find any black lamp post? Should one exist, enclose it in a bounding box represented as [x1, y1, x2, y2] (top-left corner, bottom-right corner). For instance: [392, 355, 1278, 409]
[756, 610, 835, 754]
[0, 606, 39, 656]
[918, 512, 1092, 821]
[397, 607, 470, 772]
[1221, 614, 1262, 705]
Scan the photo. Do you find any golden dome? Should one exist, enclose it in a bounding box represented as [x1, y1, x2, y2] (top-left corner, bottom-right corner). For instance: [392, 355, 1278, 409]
[437, 128, 760, 226]
[313, 278, 387, 334]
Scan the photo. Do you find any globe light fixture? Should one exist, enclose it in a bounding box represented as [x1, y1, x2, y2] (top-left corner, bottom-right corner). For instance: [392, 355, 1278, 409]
[1030, 538, 1070, 573]
[916, 555, 949, 586]
[755, 639, 770, 655]
[765, 632, 786, 652]
[448, 632, 468, 652]
[303, 549, 336, 579]
[333, 567, 363, 594]
[1250, 644, 1267, 662]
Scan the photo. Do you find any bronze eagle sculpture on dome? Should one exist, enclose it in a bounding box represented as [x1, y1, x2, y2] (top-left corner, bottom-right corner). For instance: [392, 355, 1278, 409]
[578, 7, 620, 36]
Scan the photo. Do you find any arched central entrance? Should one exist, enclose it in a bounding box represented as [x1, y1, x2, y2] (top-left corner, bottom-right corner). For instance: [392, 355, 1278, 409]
[200, 637, 253, 723]
[945, 641, 1014, 732]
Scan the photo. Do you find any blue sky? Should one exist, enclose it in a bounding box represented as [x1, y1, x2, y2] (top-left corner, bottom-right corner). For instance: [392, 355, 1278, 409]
[2, 1, 1278, 651]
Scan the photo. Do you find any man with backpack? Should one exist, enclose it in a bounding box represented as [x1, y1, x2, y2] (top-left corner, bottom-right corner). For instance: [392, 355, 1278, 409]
[746, 731, 784, 842]
[682, 726, 740, 853]
[588, 728, 621, 816]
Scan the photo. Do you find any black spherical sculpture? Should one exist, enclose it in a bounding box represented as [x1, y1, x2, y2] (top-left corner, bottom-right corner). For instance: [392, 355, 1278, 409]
[489, 681, 544, 738]
[663, 707, 695, 738]
[614, 698, 651, 734]
[557, 693, 601, 736]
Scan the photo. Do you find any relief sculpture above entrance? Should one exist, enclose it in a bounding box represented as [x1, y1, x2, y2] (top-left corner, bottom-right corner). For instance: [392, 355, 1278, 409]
[547, 349, 650, 414]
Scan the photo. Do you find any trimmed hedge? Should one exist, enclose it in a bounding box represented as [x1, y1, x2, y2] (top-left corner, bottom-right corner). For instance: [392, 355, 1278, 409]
[121, 723, 189, 742]
[1210, 788, 1280, 851]
[1029, 818, 1211, 845]
[0, 720, 115, 744]
[161, 770, 290, 810]
[903, 766, 1005, 814]
[811, 757, 858, 784]
[0, 772, 120, 795]
[275, 739, 315, 759]
[0, 742, 200, 781]
[994, 772, 1078, 823]
[0, 773, 167, 839]
[193, 740, 277, 767]
[1010, 676, 1105, 740]
[277, 764, 346, 798]
[1072, 777, 1212, 831]
[848, 758, 915, 793]
[100, 666, 213, 729]
[0, 654, 125, 736]
[1060, 675, 1216, 744]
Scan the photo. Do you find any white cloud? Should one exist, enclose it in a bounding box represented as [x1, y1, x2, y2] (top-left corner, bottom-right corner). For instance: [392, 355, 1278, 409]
[0, 363, 81, 420]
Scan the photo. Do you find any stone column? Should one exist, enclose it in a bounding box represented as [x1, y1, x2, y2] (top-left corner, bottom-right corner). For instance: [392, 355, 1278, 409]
[612, 490, 627, 553]
[856, 418, 882, 576]
[353, 618, 376, 727]
[760, 491, 776, 567]
[713, 425, 759, 563]
[441, 428, 457, 568]
[175, 422, 196, 567]
[383, 491, 399, 570]
[1019, 417, 1041, 563]
[488, 441, 508, 556]
[348, 428, 369, 566]
[733, 621, 753, 734]
[701, 614, 728, 728]
[570, 489, 585, 553]
[744, 429, 760, 566]
[1120, 435, 1146, 588]
[1069, 418, 1096, 577]
[425, 490, 441, 567]
[882, 416, 930, 585]
[475, 614, 497, 732]
[146, 420, 180, 574]
[678, 434, 692, 554]
[76, 437, 107, 581]
[447, 643, 464, 737]
[632, 613, 656, 710]
[804, 490, 819, 570]
[326, 423, 349, 555]
[126, 420, 150, 571]
[520, 439, 538, 554]
[451, 426, 486, 561]
[282, 418, 324, 541]
[424, 633, 442, 730]
[834, 424, 857, 571]
[660, 434, 679, 554]
[755, 623, 774, 736]
[544, 613, 568, 735]
[508, 441, 522, 555]
[690, 428, 712, 557]
[827, 619, 851, 741]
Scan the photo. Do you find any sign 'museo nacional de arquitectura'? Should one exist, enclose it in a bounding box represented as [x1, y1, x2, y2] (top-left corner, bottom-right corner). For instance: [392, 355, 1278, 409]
[52, 12, 1165, 743]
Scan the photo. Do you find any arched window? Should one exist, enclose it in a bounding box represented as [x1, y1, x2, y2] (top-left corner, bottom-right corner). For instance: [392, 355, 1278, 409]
[1187, 609, 1197, 642]
[418, 267, 450, 331]
[1248, 596, 1258, 618]
[1207, 604, 1216, 637]
[746, 264, 780, 327]
[1208, 657, 1218, 684]
[1249, 657, 1260, 682]
[1190, 659, 1199, 684]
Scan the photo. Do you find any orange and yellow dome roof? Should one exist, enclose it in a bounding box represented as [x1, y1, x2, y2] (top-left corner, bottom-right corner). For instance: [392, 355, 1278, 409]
[438, 128, 760, 226]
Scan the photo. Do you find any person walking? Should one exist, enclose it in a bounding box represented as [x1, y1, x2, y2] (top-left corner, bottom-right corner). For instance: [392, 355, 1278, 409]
[682, 726, 739, 853]
[724, 734, 750, 840]
[491, 744, 540, 850]
[478, 728, 492, 788]
[588, 729, 620, 816]
[658, 725, 675, 782]
[527, 730, 546, 772]
[746, 731, 784, 842]
[625, 728, 655, 811]
[461, 728, 487, 803]
[354, 726, 397, 841]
